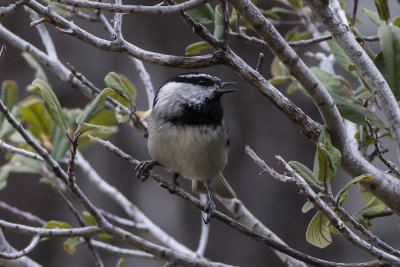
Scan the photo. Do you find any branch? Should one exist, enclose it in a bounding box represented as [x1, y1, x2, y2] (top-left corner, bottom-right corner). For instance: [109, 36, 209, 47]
[89, 240, 155, 259]
[54, 0, 210, 15]
[25, 7, 58, 59]
[228, 0, 400, 216]
[305, 0, 400, 165]
[129, 57, 155, 109]
[0, 201, 45, 226]
[0, 220, 102, 237]
[75, 152, 197, 257]
[25, 0, 222, 68]
[0, 235, 40, 260]
[0, 139, 45, 162]
[246, 146, 400, 265]
[0, 0, 29, 18]
[0, 229, 41, 267]
[366, 119, 400, 177]
[89, 135, 391, 267]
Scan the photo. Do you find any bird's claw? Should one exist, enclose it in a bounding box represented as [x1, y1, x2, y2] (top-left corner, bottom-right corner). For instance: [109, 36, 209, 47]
[203, 200, 216, 224]
[135, 160, 157, 182]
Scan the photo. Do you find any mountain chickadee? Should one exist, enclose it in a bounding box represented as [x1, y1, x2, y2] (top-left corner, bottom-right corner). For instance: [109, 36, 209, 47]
[136, 72, 237, 223]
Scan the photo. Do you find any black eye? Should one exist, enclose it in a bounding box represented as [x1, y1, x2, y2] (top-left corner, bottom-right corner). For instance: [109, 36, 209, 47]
[198, 80, 206, 86]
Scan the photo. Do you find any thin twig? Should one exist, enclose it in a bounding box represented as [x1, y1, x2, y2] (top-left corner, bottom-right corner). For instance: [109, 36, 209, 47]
[54, 0, 210, 14]
[89, 240, 156, 259]
[74, 152, 197, 257]
[99, 209, 148, 231]
[366, 119, 400, 177]
[350, 0, 359, 29]
[0, 235, 40, 260]
[362, 210, 393, 220]
[0, 45, 5, 62]
[0, 0, 29, 18]
[89, 135, 389, 267]
[0, 140, 45, 162]
[0, 201, 45, 226]
[255, 53, 264, 74]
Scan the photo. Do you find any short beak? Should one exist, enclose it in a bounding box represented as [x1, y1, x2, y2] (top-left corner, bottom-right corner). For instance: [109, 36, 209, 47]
[216, 81, 237, 95]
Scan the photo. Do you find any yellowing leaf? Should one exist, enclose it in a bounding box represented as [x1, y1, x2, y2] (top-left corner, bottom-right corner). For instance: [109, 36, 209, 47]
[306, 211, 332, 248]
[63, 237, 80, 254]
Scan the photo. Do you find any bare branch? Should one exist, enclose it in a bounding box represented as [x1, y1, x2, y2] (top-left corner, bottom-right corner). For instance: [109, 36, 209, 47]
[0, 229, 42, 267]
[0, 140, 45, 162]
[305, 0, 400, 165]
[366, 119, 400, 177]
[89, 135, 391, 267]
[0, 220, 102, 237]
[0, 201, 45, 227]
[54, 0, 210, 15]
[99, 209, 147, 231]
[228, 0, 400, 216]
[25, 7, 58, 59]
[0, 235, 40, 260]
[0, 0, 29, 18]
[129, 57, 155, 109]
[25, 0, 222, 68]
[75, 152, 197, 257]
[0, 45, 5, 62]
[350, 0, 359, 28]
[89, 240, 155, 259]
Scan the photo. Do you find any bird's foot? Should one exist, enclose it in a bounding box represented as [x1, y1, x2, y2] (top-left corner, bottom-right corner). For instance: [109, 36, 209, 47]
[135, 160, 157, 182]
[203, 199, 216, 224]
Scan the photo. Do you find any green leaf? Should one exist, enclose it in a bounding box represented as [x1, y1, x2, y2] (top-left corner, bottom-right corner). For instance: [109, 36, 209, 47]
[98, 233, 113, 239]
[289, 161, 322, 188]
[393, 16, 400, 27]
[0, 80, 18, 124]
[332, 94, 385, 129]
[75, 88, 114, 125]
[326, 40, 357, 76]
[82, 211, 97, 226]
[104, 72, 135, 103]
[21, 52, 47, 81]
[315, 143, 334, 182]
[374, 0, 390, 21]
[310, 67, 353, 99]
[353, 85, 374, 101]
[302, 201, 314, 213]
[78, 126, 118, 148]
[359, 184, 386, 216]
[361, 8, 385, 26]
[19, 96, 52, 139]
[375, 25, 400, 101]
[360, 196, 386, 216]
[0, 168, 10, 191]
[185, 41, 211, 55]
[284, 27, 310, 43]
[77, 123, 113, 136]
[32, 79, 66, 131]
[268, 75, 292, 85]
[313, 128, 341, 182]
[213, 5, 223, 39]
[1, 80, 17, 111]
[44, 220, 72, 229]
[116, 258, 124, 267]
[51, 108, 80, 160]
[63, 237, 80, 254]
[175, 0, 214, 24]
[270, 56, 289, 77]
[7, 154, 43, 174]
[306, 211, 332, 248]
[335, 174, 373, 202]
[287, 0, 302, 8]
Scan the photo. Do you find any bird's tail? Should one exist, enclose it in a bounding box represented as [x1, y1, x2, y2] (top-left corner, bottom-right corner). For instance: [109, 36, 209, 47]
[192, 173, 236, 199]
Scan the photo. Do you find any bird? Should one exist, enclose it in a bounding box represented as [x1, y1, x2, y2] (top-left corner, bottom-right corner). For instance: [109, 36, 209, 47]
[136, 72, 237, 223]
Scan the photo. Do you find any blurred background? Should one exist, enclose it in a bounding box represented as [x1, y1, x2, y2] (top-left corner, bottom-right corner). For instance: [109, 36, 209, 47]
[1, 0, 400, 266]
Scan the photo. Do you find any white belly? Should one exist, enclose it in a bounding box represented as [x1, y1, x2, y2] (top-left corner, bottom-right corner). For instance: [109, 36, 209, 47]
[148, 120, 229, 182]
